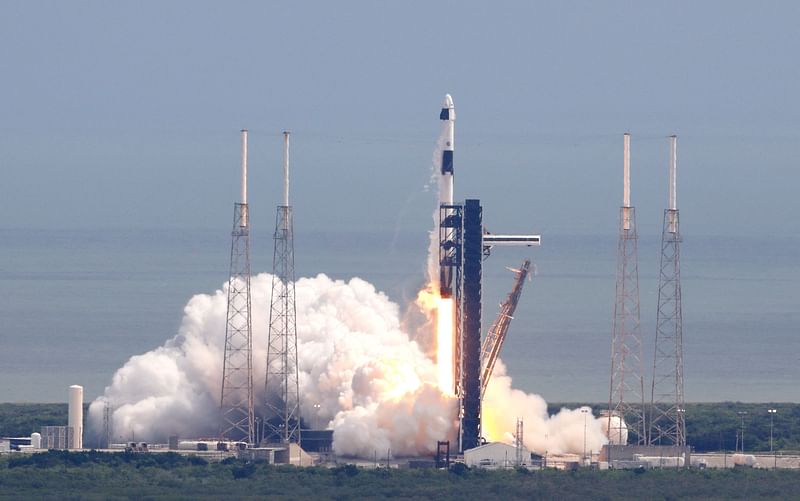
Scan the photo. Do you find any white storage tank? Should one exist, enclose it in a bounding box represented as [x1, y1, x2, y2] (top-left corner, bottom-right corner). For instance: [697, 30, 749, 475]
[732, 454, 757, 467]
[30, 432, 42, 449]
[68, 385, 83, 450]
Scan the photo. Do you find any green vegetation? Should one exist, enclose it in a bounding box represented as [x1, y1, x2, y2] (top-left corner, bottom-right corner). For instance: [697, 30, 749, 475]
[0, 404, 68, 437]
[0, 451, 799, 500]
[549, 403, 800, 452]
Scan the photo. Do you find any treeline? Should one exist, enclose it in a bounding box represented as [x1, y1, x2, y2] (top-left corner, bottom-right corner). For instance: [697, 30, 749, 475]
[548, 403, 800, 452]
[2, 451, 800, 500]
[0, 403, 68, 437]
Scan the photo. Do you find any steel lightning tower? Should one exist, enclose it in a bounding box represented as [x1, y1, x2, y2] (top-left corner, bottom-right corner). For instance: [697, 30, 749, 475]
[219, 129, 255, 444]
[608, 133, 646, 445]
[649, 135, 685, 446]
[264, 131, 301, 444]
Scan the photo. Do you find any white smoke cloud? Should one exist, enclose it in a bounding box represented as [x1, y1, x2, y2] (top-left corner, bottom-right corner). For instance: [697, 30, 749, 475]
[87, 273, 458, 456]
[88, 269, 607, 458]
[483, 360, 607, 455]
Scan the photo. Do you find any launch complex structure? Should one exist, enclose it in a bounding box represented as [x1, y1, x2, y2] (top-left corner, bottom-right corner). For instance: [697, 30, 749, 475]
[217, 96, 543, 455]
[215, 97, 689, 459]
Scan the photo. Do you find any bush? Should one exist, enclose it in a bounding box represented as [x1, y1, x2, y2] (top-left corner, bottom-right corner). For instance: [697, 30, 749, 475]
[334, 464, 359, 477]
[449, 462, 469, 476]
[232, 462, 256, 480]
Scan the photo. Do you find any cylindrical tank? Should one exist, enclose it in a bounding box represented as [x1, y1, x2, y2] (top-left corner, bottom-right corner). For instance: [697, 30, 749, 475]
[599, 410, 628, 445]
[732, 454, 757, 467]
[30, 432, 42, 449]
[68, 385, 83, 450]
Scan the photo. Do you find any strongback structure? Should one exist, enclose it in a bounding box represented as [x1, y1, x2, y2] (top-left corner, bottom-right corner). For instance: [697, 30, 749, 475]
[264, 131, 301, 444]
[649, 135, 685, 446]
[461, 199, 483, 451]
[608, 133, 646, 445]
[219, 130, 255, 444]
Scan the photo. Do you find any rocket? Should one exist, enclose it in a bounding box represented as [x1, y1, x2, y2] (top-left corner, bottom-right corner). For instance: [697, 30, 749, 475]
[439, 94, 455, 206]
[439, 94, 456, 298]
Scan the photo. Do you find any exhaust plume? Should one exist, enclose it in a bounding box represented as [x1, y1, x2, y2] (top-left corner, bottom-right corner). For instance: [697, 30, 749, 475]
[87, 273, 459, 456]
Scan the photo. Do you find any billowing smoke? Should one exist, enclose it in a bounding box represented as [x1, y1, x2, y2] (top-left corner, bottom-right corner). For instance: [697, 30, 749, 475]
[87, 273, 459, 456]
[483, 360, 607, 455]
[87, 269, 607, 457]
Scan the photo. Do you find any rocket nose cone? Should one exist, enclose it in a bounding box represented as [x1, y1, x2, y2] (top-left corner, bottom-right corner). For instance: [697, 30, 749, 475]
[440, 94, 455, 120]
[442, 94, 454, 109]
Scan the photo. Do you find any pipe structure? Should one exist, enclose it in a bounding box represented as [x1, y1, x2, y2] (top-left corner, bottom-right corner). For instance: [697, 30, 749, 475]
[283, 131, 290, 207]
[668, 135, 678, 233]
[240, 130, 248, 227]
[669, 135, 677, 211]
[623, 133, 631, 208]
[241, 130, 248, 205]
[623, 133, 632, 230]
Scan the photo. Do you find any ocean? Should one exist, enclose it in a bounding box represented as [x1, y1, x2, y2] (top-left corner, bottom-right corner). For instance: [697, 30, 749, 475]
[0, 227, 797, 404]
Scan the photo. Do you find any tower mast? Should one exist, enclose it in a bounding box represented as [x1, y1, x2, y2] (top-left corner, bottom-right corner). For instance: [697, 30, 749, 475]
[608, 133, 646, 445]
[264, 131, 301, 444]
[649, 135, 685, 446]
[220, 129, 255, 444]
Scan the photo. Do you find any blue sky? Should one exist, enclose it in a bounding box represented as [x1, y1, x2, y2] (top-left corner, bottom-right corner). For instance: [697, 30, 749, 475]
[1, 1, 799, 237]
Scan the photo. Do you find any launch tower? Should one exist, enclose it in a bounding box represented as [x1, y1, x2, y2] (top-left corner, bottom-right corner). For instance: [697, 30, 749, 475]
[264, 131, 302, 444]
[649, 135, 685, 446]
[219, 130, 255, 444]
[608, 133, 646, 445]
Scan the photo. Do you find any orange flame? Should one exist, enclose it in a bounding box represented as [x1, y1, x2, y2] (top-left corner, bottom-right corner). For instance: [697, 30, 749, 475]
[436, 297, 455, 395]
[416, 285, 455, 396]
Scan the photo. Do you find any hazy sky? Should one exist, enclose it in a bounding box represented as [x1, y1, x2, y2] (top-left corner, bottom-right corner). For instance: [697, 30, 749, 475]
[2, 1, 799, 237]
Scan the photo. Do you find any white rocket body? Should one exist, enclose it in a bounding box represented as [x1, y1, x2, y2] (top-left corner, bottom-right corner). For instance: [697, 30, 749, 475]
[438, 94, 456, 298]
[439, 94, 455, 207]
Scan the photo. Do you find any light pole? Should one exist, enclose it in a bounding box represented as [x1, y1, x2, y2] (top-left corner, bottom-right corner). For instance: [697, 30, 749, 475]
[737, 411, 748, 453]
[768, 408, 777, 469]
[767, 409, 776, 452]
[313, 403, 321, 429]
[581, 408, 589, 466]
[677, 407, 685, 447]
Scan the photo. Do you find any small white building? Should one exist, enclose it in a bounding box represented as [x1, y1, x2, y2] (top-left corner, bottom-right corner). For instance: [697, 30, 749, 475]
[464, 442, 531, 469]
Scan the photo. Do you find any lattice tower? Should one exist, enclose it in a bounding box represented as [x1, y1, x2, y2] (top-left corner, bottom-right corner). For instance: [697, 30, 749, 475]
[649, 135, 685, 446]
[608, 133, 646, 445]
[219, 130, 255, 444]
[264, 131, 301, 444]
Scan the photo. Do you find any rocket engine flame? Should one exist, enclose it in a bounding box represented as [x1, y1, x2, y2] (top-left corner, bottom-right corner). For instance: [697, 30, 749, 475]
[436, 297, 455, 395]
